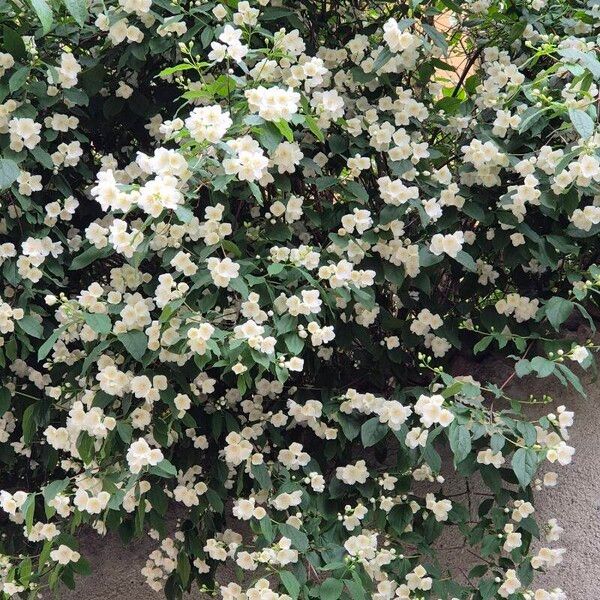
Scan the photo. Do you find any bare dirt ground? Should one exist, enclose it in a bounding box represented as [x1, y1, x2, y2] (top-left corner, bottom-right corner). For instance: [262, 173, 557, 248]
[53, 331, 600, 600]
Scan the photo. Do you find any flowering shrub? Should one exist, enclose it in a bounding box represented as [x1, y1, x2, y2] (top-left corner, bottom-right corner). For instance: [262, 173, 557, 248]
[1, 0, 599, 598]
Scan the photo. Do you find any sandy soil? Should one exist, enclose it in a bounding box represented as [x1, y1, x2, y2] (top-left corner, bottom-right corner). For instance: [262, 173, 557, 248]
[52, 339, 600, 600]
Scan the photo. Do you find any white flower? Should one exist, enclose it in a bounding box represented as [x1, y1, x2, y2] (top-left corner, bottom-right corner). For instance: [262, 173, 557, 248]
[429, 232, 464, 258]
[570, 345, 589, 364]
[185, 105, 232, 143]
[498, 569, 521, 598]
[57, 52, 81, 88]
[207, 257, 240, 287]
[336, 460, 369, 485]
[425, 493, 452, 521]
[126, 438, 164, 473]
[50, 544, 81, 565]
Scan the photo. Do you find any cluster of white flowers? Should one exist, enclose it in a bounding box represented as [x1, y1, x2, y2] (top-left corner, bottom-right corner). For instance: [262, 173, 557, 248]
[0, 52, 14, 77]
[142, 536, 179, 591]
[209, 25, 249, 63]
[429, 231, 464, 258]
[336, 460, 369, 485]
[414, 394, 454, 428]
[185, 105, 232, 143]
[8, 117, 41, 151]
[245, 86, 301, 122]
[50, 545, 80, 565]
[0, 1, 593, 598]
[126, 438, 164, 473]
[0, 299, 24, 335]
[495, 293, 540, 322]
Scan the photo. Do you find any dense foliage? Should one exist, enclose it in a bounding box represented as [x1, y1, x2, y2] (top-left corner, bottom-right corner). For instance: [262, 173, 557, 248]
[0, 0, 599, 598]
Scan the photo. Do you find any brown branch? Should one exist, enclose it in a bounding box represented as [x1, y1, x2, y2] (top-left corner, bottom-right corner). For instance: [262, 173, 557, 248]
[452, 47, 484, 97]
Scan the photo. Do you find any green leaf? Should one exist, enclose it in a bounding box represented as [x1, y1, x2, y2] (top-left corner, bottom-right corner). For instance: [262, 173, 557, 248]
[422, 441, 442, 472]
[454, 250, 477, 272]
[544, 296, 574, 330]
[38, 327, 64, 361]
[22, 404, 37, 444]
[388, 504, 412, 535]
[9, 66, 30, 92]
[448, 422, 471, 464]
[360, 417, 388, 447]
[116, 421, 133, 443]
[70, 245, 112, 270]
[221, 240, 242, 258]
[442, 381, 464, 399]
[518, 107, 548, 134]
[337, 414, 360, 441]
[200, 26, 214, 48]
[42, 479, 69, 504]
[422, 23, 447, 52]
[206, 488, 224, 512]
[91, 391, 114, 410]
[0, 388, 10, 415]
[574, 302, 595, 331]
[345, 181, 369, 203]
[0, 159, 20, 190]
[175, 205, 193, 223]
[530, 356, 555, 377]
[556, 363, 586, 396]
[118, 330, 148, 360]
[259, 122, 282, 151]
[279, 571, 300, 599]
[83, 312, 112, 334]
[275, 119, 294, 142]
[77, 431, 94, 463]
[176, 553, 190, 586]
[284, 333, 304, 355]
[259, 516, 274, 543]
[278, 524, 309, 551]
[63, 87, 89, 106]
[228, 275, 249, 298]
[473, 336, 493, 355]
[372, 47, 393, 71]
[29, 0, 54, 33]
[569, 108, 594, 139]
[248, 181, 263, 205]
[20, 557, 32, 585]
[3, 26, 27, 61]
[435, 96, 462, 114]
[251, 462, 272, 490]
[17, 316, 43, 338]
[267, 262, 285, 276]
[383, 262, 405, 286]
[304, 112, 324, 141]
[480, 534, 501, 557]
[30, 145, 54, 169]
[511, 447, 538, 487]
[159, 64, 197, 77]
[320, 562, 346, 572]
[21, 404, 37, 444]
[151, 459, 177, 477]
[479, 579, 500, 599]
[21, 493, 35, 533]
[345, 580, 365, 600]
[559, 48, 600, 78]
[320, 578, 344, 599]
[516, 421, 537, 446]
[480, 464, 501, 493]
[81, 340, 111, 375]
[515, 359, 531, 377]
